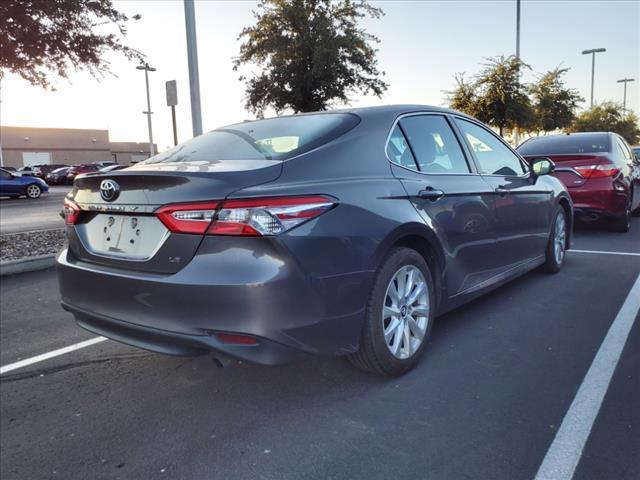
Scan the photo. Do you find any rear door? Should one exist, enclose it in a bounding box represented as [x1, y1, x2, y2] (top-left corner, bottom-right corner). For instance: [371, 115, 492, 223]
[454, 118, 552, 268]
[388, 113, 501, 296]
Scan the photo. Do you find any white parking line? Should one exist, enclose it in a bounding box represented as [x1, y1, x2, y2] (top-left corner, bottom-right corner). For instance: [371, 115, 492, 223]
[568, 249, 640, 257]
[534, 273, 640, 480]
[0, 337, 107, 375]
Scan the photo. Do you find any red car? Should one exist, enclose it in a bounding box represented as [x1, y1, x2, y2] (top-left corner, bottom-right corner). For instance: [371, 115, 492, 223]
[66, 163, 100, 182]
[518, 132, 640, 232]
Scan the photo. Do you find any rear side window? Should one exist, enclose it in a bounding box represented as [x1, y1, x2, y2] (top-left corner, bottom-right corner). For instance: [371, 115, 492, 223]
[517, 134, 610, 155]
[143, 113, 360, 164]
[390, 115, 470, 174]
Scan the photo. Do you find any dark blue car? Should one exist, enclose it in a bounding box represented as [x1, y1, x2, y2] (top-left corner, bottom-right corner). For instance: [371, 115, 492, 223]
[0, 168, 49, 199]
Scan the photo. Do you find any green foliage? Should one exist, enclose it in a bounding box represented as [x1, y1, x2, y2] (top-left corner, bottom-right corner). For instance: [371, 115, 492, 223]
[447, 74, 480, 118]
[0, 0, 142, 88]
[233, 0, 388, 114]
[568, 103, 640, 144]
[529, 67, 582, 133]
[448, 56, 533, 136]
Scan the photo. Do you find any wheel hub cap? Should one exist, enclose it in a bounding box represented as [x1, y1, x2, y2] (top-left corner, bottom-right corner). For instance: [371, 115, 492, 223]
[382, 265, 430, 360]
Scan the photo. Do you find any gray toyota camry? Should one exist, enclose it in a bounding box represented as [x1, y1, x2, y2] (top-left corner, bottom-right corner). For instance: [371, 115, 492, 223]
[57, 105, 572, 376]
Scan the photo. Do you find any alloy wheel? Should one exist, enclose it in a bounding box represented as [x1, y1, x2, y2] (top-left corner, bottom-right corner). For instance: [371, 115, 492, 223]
[382, 265, 430, 359]
[26, 185, 41, 199]
[554, 212, 566, 264]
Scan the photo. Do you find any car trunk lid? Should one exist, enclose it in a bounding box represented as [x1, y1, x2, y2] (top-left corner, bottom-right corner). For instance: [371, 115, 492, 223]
[523, 153, 608, 188]
[67, 159, 282, 273]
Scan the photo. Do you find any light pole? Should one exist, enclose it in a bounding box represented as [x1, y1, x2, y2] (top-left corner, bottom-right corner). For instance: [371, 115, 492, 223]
[514, 0, 521, 145]
[617, 78, 635, 112]
[582, 48, 606, 108]
[184, 0, 203, 137]
[136, 63, 156, 156]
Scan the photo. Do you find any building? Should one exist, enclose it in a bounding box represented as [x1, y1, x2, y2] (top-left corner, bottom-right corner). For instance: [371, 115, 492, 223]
[0, 126, 156, 168]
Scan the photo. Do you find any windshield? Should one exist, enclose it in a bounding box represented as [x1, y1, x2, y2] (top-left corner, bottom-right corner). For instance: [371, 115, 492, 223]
[141, 113, 360, 164]
[517, 134, 610, 155]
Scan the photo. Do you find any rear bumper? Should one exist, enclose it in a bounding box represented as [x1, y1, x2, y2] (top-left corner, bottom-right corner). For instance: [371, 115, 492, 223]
[57, 238, 369, 364]
[568, 178, 629, 218]
[62, 302, 309, 364]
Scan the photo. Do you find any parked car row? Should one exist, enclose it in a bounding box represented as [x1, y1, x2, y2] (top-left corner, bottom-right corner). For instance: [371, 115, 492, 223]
[46, 161, 122, 185]
[0, 161, 127, 198]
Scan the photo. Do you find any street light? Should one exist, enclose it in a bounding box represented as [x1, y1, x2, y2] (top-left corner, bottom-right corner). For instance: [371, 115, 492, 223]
[184, 0, 203, 137]
[581, 48, 606, 108]
[617, 78, 635, 112]
[136, 62, 157, 156]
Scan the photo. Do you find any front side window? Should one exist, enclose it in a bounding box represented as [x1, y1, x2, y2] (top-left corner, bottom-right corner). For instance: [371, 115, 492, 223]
[0, 169, 11, 180]
[397, 115, 470, 174]
[456, 119, 526, 176]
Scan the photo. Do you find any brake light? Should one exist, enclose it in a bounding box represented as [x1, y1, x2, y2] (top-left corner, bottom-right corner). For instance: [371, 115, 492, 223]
[208, 196, 335, 236]
[574, 163, 620, 179]
[155, 202, 219, 234]
[62, 198, 81, 225]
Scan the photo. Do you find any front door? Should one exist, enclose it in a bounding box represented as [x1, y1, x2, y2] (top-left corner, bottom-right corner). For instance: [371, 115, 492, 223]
[454, 118, 552, 269]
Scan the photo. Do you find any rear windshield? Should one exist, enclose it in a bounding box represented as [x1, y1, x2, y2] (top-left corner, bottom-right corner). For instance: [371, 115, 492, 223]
[142, 113, 360, 164]
[517, 134, 610, 155]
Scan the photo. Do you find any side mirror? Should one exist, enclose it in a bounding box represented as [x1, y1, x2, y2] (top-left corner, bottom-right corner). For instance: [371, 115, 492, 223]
[530, 157, 555, 177]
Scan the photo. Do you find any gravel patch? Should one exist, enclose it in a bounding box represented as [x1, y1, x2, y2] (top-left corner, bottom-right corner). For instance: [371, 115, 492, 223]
[0, 229, 67, 262]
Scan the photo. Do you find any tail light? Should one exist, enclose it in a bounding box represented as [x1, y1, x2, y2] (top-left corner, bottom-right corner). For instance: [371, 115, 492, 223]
[210, 196, 334, 236]
[155, 202, 219, 234]
[155, 196, 335, 236]
[62, 198, 81, 225]
[575, 162, 620, 179]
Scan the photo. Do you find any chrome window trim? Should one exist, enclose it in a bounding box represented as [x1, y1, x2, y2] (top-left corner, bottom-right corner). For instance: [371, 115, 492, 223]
[384, 112, 479, 176]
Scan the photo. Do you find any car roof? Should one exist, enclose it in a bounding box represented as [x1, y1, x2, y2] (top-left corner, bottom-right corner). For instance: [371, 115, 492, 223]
[222, 104, 475, 129]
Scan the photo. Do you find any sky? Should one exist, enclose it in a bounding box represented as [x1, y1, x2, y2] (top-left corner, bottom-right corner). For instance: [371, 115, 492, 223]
[1, 0, 639, 151]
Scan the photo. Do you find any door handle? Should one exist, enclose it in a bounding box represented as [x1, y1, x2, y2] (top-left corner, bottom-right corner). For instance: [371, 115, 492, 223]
[418, 188, 445, 201]
[495, 186, 509, 197]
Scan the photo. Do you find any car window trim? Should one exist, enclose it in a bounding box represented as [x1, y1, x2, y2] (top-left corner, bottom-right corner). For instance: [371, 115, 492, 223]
[452, 115, 530, 178]
[384, 112, 479, 176]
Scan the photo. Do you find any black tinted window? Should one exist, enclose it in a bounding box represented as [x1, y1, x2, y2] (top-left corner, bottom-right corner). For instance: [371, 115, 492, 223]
[143, 113, 360, 164]
[0, 169, 11, 179]
[456, 119, 526, 176]
[517, 134, 610, 155]
[387, 125, 418, 169]
[398, 115, 470, 174]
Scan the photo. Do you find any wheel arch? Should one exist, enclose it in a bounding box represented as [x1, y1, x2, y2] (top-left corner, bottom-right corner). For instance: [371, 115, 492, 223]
[370, 223, 446, 309]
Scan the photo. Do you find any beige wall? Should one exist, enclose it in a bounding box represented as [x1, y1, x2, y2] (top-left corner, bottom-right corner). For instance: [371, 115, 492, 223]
[0, 126, 154, 168]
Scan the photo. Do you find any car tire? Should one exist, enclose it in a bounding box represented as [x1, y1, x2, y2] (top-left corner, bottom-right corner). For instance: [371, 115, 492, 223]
[348, 247, 435, 377]
[611, 199, 631, 233]
[25, 184, 42, 199]
[542, 206, 567, 273]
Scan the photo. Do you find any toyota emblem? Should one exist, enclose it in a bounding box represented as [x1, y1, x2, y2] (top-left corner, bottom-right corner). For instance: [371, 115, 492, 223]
[100, 179, 120, 202]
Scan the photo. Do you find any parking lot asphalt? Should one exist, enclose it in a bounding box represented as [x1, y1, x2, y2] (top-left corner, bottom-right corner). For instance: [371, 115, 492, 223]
[0, 186, 69, 234]
[0, 219, 639, 480]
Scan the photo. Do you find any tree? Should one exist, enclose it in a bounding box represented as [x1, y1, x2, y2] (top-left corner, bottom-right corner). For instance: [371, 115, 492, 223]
[474, 56, 533, 136]
[447, 74, 480, 118]
[233, 0, 388, 115]
[529, 67, 582, 134]
[448, 56, 533, 136]
[568, 103, 640, 144]
[0, 0, 142, 88]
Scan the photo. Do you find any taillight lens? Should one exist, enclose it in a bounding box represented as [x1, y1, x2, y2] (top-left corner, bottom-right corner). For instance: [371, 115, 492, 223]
[575, 163, 620, 179]
[155, 202, 219, 234]
[209, 196, 335, 236]
[154, 196, 335, 236]
[62, 198, 81, 225]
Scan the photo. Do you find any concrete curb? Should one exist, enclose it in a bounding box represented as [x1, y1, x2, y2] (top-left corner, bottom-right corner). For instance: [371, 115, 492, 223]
[0, 254, 56, 276]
